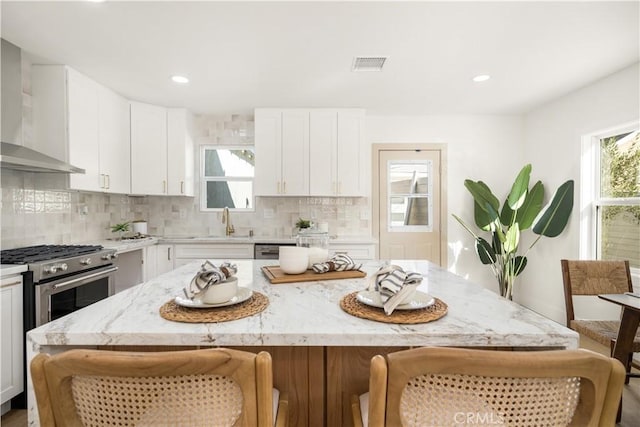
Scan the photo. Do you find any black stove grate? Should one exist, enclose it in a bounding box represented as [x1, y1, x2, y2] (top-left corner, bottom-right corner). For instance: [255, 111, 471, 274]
[0, 244, 104, 264]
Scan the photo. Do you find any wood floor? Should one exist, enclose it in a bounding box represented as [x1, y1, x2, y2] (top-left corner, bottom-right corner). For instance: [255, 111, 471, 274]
[3, 338, 639, 427]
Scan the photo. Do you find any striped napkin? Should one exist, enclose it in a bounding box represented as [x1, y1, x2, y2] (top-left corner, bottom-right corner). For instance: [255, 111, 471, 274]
[368, 265, 423, 315]
[183, 261, 237, 300]
[312, 253, 362, 273]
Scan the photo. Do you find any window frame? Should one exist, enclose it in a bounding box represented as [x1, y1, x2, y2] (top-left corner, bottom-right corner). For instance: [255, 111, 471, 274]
[386, 158, 434, 233]
[580, 121, 639, 276]
[199, 145, 255, 212]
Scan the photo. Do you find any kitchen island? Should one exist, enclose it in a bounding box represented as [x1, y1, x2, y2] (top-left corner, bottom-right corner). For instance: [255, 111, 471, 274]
[27, 259, 577, 426]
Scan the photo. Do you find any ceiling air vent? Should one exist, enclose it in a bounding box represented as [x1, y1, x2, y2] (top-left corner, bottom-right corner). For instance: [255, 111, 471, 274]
[352, 56, 388, 72]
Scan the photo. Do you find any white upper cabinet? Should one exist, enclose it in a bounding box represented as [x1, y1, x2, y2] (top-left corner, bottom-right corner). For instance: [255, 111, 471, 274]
[255, 109, 309, 196]
[130, 101, 168, 195]
[309, 110, 337, 196]
[167, 108, 195, 196]
[336, 109, 367, 196]
[281, 110, 310, 195]
[255, 108, 367, 197]
[66, 68, 100, 192]
[98, 86, 131, 194]
[31, 65, 130, 193]
[254, 109, 282, 196]
[130, 103, 195, 196]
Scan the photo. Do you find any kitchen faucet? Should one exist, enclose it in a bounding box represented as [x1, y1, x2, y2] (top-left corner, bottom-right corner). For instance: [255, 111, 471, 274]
[222, 207, 235, 236]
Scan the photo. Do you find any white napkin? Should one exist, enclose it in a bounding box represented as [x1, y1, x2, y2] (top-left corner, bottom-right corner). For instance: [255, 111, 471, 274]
[368, 265, 423, 315]
[183, 261, 237, 300]
[312, 253, 362, 273]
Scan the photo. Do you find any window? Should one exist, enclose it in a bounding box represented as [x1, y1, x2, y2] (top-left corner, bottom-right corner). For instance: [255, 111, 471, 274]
[387, 160, 433, 232]
[581, 123, 640, 271]
[200, 146, 254, 211]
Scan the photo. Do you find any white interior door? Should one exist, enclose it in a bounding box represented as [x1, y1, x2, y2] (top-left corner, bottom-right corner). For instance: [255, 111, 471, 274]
[377, 149, 443, 264]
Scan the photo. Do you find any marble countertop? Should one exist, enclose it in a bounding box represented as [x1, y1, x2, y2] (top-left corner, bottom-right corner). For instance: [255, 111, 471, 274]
[97, 237, 159, 253]
[84, 235, 376, 249]
[26, 259, 577, 349]
[0, 264, 28, 277]
[160, 236, 377, 245]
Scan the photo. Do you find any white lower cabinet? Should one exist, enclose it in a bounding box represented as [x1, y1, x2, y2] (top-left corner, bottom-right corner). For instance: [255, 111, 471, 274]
[329, 243, 375, 261]
[155, 244, 175, 276]
[173, 244, 254, 267]
[1, 275, 23, 404]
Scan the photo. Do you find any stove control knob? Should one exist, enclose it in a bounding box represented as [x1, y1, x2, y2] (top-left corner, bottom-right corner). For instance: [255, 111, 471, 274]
[111, 253, 118, 260]
[80, 258, 92, 266]
[58, 263, 68, 272]
[101, 254, 110, 261]
[44, 265, 56, 274]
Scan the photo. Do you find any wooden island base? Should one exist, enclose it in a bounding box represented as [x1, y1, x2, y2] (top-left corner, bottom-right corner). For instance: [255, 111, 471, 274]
[99, 344, 561, 427]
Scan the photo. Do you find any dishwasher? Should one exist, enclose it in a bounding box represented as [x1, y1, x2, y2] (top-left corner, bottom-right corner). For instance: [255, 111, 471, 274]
[254, 243, 296, 259]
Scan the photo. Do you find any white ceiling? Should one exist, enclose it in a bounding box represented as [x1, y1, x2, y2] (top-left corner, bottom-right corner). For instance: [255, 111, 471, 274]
[2, 1, 638, 116]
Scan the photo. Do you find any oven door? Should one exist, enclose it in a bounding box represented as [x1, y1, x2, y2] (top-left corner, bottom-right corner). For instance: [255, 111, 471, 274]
[35, 265, 117, 327]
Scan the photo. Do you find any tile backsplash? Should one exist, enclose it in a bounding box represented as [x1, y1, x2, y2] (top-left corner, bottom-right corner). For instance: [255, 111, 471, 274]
[1, 167, 370, 249]
[0, 112, 371, 249]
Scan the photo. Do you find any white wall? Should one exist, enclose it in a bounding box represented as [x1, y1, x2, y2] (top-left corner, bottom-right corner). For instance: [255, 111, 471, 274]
[366, 115, 524, 293]
[520, 63, 640, 324]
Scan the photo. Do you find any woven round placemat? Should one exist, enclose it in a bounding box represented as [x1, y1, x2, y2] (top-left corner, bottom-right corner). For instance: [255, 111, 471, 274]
[340, 291, 448, 324]
[159, 292, 268, 323]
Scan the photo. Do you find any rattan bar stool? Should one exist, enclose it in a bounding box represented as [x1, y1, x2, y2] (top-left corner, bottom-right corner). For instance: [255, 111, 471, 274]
[31, 347, 288, 427]
[561, 259, 640, 380]
[351, 347, 625, 427]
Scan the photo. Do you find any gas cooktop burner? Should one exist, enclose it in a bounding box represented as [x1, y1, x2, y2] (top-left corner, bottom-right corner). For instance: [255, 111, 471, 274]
[0, 244, 104, 264]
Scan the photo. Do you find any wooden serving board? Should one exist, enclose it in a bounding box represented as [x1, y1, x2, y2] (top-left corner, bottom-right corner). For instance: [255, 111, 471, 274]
[261, 265, 366, 284]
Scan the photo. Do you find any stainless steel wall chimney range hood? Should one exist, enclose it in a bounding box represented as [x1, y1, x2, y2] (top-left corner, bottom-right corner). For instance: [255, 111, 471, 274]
[1, 39, 84, 174]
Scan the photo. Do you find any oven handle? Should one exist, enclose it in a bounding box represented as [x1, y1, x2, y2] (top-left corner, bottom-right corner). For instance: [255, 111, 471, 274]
[50, 266, 119, 292]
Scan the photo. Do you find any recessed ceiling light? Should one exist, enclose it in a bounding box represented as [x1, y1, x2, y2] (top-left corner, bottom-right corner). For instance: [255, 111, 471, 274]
[472, 75, 491, 82]
[171, 75, 189, 84]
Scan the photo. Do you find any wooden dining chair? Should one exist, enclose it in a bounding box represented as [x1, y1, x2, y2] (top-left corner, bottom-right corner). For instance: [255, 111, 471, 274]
[351, 347, 625, 427]
[561, 259, 640, 379]
[31, 347, 288, 427]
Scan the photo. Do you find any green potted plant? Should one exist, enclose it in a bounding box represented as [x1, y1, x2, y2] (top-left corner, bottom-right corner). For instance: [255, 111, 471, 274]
[110, 222, 130, 240]
[453, 164, 574, 300]
[295, 218, 311, 232]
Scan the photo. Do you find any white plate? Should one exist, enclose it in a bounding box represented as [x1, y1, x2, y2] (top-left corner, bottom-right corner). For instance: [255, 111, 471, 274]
[356, 290, 435, 310]
[174, 287, 253, 309]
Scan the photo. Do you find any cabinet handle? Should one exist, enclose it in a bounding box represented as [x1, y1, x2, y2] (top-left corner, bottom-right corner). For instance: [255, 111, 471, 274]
[100, 174, 105, 189]
[105, 175, 110, 189]
[283, 181, 286, 194]
[277, 181, 280, 194]
[1, 280, 21, 287]
[167, 247, 171, 261]
[163, 180, 167, 193]
[333, 181, 336, 194]
[181, 181, 184, 194]
[338, 182, 341, 194]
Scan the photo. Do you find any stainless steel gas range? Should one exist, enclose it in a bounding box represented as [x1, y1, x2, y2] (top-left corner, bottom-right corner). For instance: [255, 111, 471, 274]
[0, 244, 118, 328]
[0, 244, 119, 408]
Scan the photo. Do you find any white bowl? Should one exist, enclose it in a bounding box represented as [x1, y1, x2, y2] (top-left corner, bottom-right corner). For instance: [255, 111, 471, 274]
[279, 246, 309, 274]
[200, 277, 238, 304]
